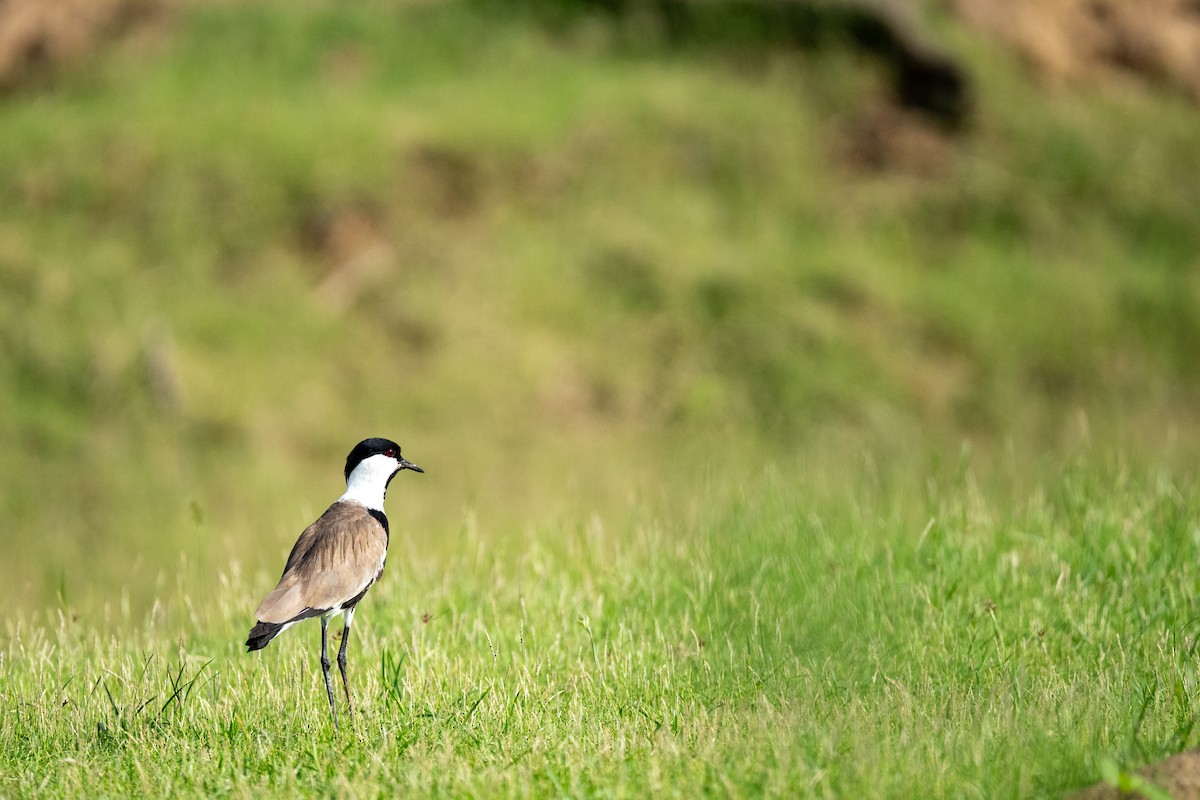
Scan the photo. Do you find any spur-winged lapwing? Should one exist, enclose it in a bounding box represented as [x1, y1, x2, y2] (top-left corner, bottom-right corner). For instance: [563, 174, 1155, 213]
[245, 437, 423, 726]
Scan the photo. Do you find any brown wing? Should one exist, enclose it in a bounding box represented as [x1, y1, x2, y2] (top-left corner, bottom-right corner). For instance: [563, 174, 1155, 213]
[253, 502, 388, 624]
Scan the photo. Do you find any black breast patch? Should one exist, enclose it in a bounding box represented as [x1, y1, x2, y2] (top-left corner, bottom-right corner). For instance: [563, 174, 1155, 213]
[368, 508, 389, 544]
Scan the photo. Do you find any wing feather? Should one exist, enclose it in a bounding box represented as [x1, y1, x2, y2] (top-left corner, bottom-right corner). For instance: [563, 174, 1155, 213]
[253, 502, 387, 624]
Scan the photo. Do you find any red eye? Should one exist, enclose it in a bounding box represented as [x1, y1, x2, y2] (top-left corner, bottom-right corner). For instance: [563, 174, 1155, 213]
[384, 448, 396, 458]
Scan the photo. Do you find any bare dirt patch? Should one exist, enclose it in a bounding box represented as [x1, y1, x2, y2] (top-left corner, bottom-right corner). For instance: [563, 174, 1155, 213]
[948, 0, 1200, 100]
[838, 99, 959, 175]
[0, 0, 160, 91]
[1068, 749, 1200, 799]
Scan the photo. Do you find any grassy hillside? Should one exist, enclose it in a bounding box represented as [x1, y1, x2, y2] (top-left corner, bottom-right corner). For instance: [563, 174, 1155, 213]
[2, 2, 1200, 796]
[1, 0, 1198, 610]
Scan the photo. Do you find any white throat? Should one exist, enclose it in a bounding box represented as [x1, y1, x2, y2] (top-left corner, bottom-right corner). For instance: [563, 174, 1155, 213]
[337, 454, 396, 511]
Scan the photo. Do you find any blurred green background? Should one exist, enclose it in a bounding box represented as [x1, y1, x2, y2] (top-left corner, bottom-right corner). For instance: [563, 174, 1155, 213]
[1, 0, 1198, 614]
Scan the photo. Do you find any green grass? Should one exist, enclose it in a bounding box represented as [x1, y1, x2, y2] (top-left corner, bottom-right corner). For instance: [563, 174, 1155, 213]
[4, 0, 1200, 796]
[5, 457, 1200, 797]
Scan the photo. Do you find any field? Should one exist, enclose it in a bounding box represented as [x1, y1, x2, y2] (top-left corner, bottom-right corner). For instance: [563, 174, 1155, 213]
[2, 1, 1200, 797]
[8, 459, 1200, 797]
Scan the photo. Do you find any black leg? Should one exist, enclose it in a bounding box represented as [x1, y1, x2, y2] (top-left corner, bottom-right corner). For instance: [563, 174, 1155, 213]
[337, 616, 354, 717]
[320, 616, 339, 728]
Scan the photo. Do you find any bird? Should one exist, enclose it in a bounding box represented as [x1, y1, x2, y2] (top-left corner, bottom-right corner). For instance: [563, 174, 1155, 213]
[245, 437, 423, 726]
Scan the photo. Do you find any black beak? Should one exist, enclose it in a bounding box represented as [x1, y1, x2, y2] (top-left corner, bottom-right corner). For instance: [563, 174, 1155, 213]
[400, 458, 424, 474]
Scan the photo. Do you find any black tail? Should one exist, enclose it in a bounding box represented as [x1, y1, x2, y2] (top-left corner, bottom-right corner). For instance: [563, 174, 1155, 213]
[245, 620, 284, 652]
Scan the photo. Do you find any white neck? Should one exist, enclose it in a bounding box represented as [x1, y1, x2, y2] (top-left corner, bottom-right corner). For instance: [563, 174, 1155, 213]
[337, 454, 395, 511]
